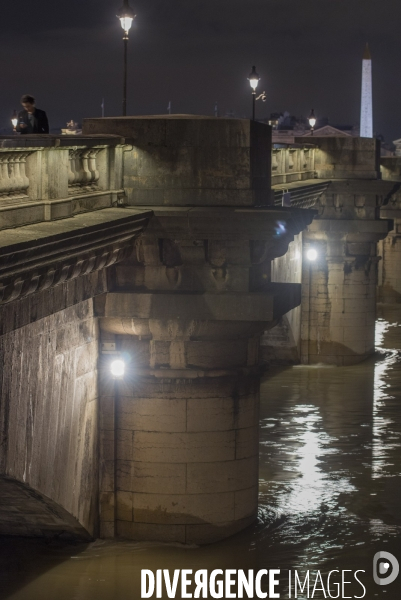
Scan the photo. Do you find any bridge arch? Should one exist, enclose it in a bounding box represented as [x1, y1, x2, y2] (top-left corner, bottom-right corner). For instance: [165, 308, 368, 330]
[0, 477, 92, 539]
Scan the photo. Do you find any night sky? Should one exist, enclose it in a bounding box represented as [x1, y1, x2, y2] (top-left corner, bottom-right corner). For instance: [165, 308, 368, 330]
[1, 0, 400, 141]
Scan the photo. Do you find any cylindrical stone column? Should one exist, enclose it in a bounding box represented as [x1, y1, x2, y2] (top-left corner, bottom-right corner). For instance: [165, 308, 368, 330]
[301, 223, 389, 365]
[99, 319, 262, 545]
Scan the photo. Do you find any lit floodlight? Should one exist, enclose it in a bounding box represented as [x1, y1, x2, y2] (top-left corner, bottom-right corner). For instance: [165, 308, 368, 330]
[306, 248, 318, 261]
[110, 359, 125, 378]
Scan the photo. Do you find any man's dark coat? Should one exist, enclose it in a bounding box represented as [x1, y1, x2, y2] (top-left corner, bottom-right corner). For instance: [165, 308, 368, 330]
[17, 108, 49, 134]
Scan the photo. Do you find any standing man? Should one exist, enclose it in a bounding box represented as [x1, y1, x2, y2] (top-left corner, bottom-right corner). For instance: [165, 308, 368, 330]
[17, 94, 49, 134]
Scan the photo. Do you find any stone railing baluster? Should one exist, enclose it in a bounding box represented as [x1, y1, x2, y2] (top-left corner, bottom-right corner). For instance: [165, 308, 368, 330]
[68, 148, 101, 194]
[0, 151, 32, 199]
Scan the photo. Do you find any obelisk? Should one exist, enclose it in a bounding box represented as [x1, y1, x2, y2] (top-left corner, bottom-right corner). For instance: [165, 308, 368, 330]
[360, 43, 373, 138]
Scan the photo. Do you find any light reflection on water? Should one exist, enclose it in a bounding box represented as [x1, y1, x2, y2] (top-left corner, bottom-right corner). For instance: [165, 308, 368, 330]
[1, 307, 401, 599]
[372, 319, 401, 479]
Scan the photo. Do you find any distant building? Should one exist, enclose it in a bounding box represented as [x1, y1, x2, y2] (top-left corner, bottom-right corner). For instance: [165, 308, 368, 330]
[269, 111, 359, 145]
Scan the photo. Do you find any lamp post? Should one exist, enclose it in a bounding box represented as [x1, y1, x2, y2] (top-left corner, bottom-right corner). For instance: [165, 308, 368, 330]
[117, 0, 136, 116]
[248, 66, 260, 121]
[308, 108, 316, 136]
[247, 66, 266, 121]
[11, 110, 18, 133]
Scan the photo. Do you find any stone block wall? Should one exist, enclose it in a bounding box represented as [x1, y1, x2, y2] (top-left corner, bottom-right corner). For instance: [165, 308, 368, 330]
[294, 136, 380, 180]
[99, 367, 259, 544]
[301, 247, 378, 365]
[378, 223, 401, 303]
[0, 272, 106, 538]
[378, 191, 401, 303]
[83, 116, 272, 207]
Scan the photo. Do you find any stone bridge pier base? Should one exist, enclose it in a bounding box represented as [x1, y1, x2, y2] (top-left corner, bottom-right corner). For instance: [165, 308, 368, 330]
[98, 314, 263, 544]
[94, 204, 314, 544]
[301, 219, 391, 365]
[82, 115, 315, 544]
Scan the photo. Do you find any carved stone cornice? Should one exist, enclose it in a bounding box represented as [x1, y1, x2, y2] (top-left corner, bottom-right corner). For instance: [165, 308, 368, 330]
[0, 208, 152, 305]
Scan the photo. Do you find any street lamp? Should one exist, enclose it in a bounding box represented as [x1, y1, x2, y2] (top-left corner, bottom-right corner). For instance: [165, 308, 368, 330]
[308, 109, 316, 135]
[11, 110, 18, 132]
[117, 0, 136, 116]
[248, 66, 266, 121]
[248, 66, 259, 121]
[306, 248, 318, 261]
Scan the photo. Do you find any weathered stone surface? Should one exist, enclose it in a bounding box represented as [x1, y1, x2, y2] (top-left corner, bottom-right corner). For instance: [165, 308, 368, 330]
[132, 430, 236, 463]
[0, 477, 91, 538]
[132, 491, 235, 525]
[0, 207, 152, 306]
[379, 188, 401, 302]
[295, 136, 380, 180]
[0, 299, 99, 537]
[186, 458, 258, 494]
[118, 397, 187, 432]
[116, 521, 186, 543]
[83, 116, 272, 207]
[0, 135, 125, 229]
[186, 396, 259, 432]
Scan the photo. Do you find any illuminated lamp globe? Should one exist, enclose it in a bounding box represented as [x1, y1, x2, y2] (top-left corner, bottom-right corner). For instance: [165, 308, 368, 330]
[308, 108, 316, 129]
[307, 248, 318, 261]
[11, 110, 18, 129]
[117, 0, 135, 34]
[248, 66, 260, 91]
[110, 359, 125, 378]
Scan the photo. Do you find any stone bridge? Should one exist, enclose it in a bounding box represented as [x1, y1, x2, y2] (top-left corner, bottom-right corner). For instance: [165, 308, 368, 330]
[0, 116, 399, 544]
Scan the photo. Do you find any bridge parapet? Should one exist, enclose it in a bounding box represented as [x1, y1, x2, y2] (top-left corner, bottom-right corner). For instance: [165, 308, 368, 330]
[381, 157, 401, 182]
[0, 135, 125, 230]
[272, 136, 380, 193]
[271, 146, 316, 186]
[267, 136, 394, 365]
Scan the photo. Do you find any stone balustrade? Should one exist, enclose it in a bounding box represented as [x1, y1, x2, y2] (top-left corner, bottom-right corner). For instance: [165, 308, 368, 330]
[68, 148, 101, 194]
[0, 135, 125, 230]
[0, 151, 31, 200]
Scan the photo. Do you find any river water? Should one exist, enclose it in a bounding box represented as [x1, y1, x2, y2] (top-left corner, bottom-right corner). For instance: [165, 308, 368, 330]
[1, 306, 401, 599]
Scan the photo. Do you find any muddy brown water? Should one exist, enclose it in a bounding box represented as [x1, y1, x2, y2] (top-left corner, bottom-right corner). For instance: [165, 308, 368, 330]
[1, 305, 401, 599]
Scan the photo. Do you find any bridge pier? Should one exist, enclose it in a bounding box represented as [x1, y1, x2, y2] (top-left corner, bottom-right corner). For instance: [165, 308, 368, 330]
[83, 115, 315, 543]
[99, 316, 261, 544]
[301, 219, 389, 365]
[266, 139, 395, 366]
[95, 204, 312, 544]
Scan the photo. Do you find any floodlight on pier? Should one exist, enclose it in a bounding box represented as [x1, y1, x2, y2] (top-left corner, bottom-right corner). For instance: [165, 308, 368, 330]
[110, 359, 125, 379]
[306, 248, 318, 261]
